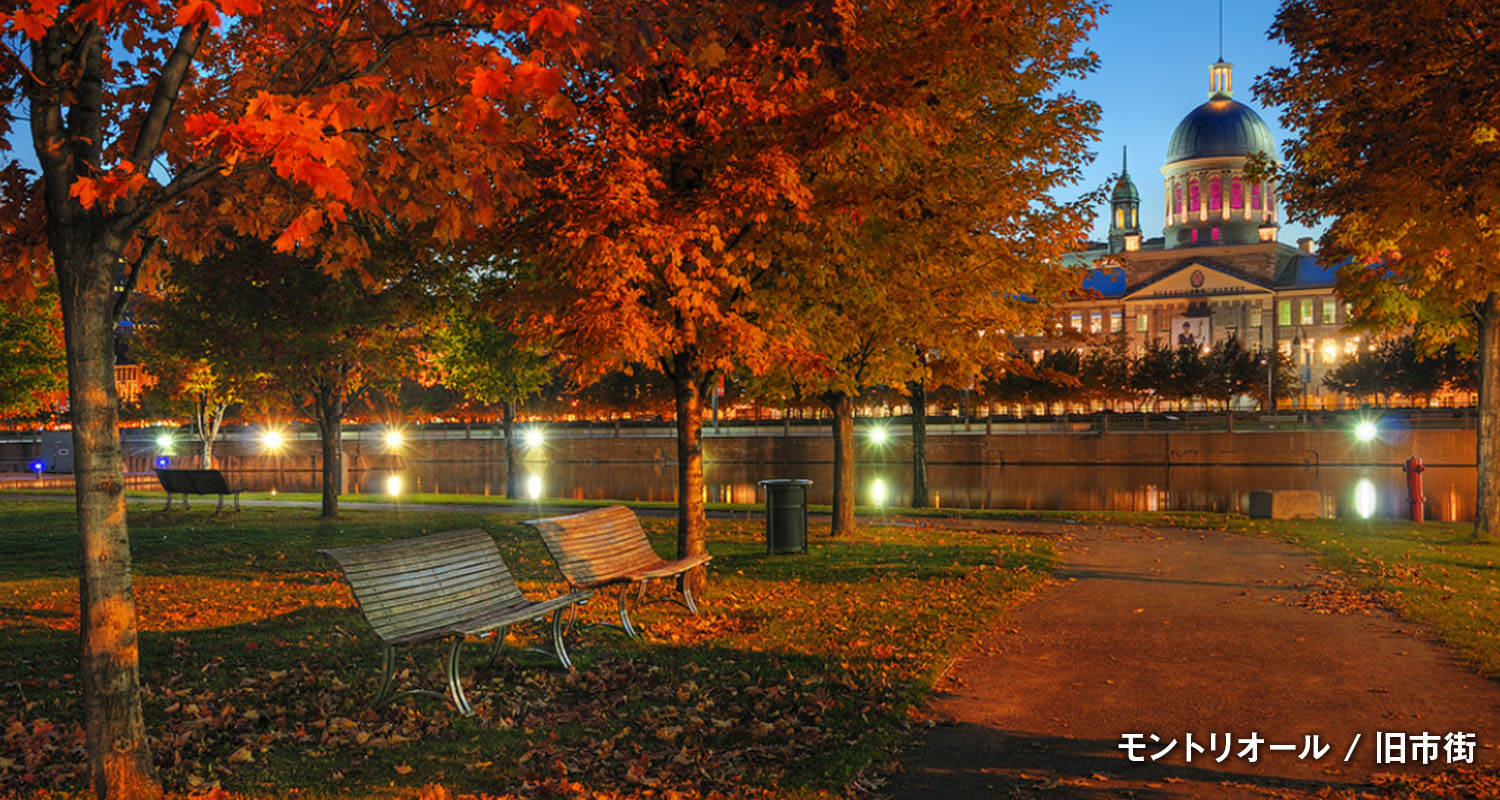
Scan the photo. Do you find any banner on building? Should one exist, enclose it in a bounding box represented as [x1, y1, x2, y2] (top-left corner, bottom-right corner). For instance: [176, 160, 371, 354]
[1171, 317, 1211, 349]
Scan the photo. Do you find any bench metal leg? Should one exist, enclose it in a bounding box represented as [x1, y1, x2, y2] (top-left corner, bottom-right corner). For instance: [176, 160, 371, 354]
[373, 646, 397, 708]
[681, 579, 699, 616]
[617, 583, 640, 638]
[445, 636, 474, 716]
[215, 494, 225, 514]
[486, 625, 511, 667]
[550, 607, 574, 670]
[163, 494, 173, 511]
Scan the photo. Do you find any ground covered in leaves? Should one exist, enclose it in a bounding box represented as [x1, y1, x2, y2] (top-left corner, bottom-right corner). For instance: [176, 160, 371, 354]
[0, 500, 1051, 799]
[1228, 516, 1500, 678]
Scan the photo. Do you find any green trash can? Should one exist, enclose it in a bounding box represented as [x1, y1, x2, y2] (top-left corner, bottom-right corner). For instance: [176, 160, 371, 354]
[759, 478, 812, 555]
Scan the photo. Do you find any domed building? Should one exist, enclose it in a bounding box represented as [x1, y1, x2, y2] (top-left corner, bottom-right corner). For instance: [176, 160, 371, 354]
[1018, 59, 1355, 411]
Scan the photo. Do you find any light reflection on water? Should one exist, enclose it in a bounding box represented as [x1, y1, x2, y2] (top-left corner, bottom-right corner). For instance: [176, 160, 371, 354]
[222, 461, 1477, 522]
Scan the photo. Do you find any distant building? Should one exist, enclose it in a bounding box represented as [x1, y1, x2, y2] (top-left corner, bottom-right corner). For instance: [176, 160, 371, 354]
[1021, 59, 1355, 409]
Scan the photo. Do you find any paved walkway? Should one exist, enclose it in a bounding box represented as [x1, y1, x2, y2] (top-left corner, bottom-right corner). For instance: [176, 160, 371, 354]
[888, 522, 1500, 799]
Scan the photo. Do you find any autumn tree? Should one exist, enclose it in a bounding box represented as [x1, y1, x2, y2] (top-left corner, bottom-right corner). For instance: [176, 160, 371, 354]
[0, 2, 575, 792]
[158, 235, 436, 517]
[132, 305, 249, 468]
[1255, 0, 1500, 536]
[521, 0, 1102, 546]
[0, 283, 65, 417]
[432, 282, 552, 498]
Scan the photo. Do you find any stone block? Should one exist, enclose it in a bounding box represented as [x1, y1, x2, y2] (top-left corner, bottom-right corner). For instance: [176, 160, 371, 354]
[1248, 489, 1324, 520]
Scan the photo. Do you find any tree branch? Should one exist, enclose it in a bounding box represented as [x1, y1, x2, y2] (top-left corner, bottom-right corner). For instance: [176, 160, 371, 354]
[130, 22, 209, 170]
[113, 236, 160, 323]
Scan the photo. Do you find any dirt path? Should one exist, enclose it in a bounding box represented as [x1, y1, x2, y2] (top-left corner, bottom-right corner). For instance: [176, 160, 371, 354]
[887, 522, 1500, 799]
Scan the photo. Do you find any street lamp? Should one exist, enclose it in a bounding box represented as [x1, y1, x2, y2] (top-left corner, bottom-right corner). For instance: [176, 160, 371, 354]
[867, 424, 889, 446]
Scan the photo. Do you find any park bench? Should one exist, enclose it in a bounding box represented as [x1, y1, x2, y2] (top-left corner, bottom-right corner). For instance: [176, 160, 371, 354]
[318, 529, 590, 716]
[525, 505, 711, 638]
[154, 468, 246, 512]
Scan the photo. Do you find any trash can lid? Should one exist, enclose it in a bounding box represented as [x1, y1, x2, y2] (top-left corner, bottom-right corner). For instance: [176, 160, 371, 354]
[758, 478, 813, 486]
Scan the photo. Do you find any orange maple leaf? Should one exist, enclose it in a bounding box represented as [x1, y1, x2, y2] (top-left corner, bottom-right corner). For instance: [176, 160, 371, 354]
[175, 0, 219, 28]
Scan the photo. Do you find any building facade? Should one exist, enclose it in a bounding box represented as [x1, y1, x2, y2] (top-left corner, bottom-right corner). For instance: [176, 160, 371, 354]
[1026, 59, 1356, 409]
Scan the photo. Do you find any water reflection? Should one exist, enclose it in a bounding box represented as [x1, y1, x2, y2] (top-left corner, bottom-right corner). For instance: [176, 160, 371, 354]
[215, 461, 1477, 522]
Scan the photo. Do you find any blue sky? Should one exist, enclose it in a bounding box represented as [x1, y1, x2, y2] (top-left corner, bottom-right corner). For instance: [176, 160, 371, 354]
[1058, 0, 1324, 245]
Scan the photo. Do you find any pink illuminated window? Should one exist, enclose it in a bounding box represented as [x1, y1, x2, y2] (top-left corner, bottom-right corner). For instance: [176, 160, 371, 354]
[1251, 183, 1262, 210]
[1189, 179, 1200, 212]
[1209, 177, 1222, 210]
[1211, 227, 1221, 242]
[1174, 184, 1183, 214]
[1191, 229, 1199, 243]
[1231, 177, 1244, 209]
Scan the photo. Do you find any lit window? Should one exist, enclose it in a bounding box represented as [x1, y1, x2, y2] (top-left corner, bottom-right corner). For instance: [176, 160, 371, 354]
[1115, 208, 1124, 228]
[1191, 229, 1199, 243]
[1132, 208, 1138, 227]
[1090, 312, 1102, 334]
[1321, 340, 1338, 364]
[1174, 184, 1183, 214]
[1278, 340, 1292, 356]
[1189, 178, 1200, 211]
[1345, 338, 1359, 355]
[1322, 299, 1335, 324]
[1278, 300, 1291, 326]
[1230, 177, 1244, 209]
[1110, 311, 1123, 333]
[1300, 299, 1314, 325]
[1211, 227, 1221, 242]
[1251, 306, 1262, 327]
[1136, 344, 1146, 356]
[1136, 313, 1148, 332]
[1070, 312, 1082, 331]
[1267, 192, 1276, 213]
[1251, 183, 1262, 210]
[1032, 350, 1043, 363]
[1209, 177, 1222, 210]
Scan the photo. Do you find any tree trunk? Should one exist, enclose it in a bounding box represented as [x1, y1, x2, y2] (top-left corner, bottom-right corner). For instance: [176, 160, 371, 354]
[503, 400, 518, 499]
[826, 391, 855, 536]
[1476, 292, 1500, 539]
[910, 380, 930, 508]
[315, 388, 343, 519]
[58, 249, 160, 799]
[671, 356, 708, 593]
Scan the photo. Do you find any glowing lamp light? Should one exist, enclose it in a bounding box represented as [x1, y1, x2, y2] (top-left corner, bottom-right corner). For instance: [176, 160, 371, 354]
[155, 432, 174, 451]
[1354, 420, 1378, 443]
[523, 427, 545, 450]
[383, 429, 405, 450]
[526, 473, 543, 501]
[29, 460, 44, 474]
[386, 474, 404, 497]
[867, 425, 889, 446]
[261, 430, 285, 452]
[1354, 479, 1378, 519]
[154, 457, 169, 469]
[871, 478, 887, 508]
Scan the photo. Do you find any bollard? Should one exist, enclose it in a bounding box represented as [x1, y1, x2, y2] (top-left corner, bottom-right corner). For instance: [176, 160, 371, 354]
[1403, 454, 1426, 523]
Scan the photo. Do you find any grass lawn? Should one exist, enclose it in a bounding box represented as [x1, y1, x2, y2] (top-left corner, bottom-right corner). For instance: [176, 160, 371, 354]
[1224, 516, 1500, 679]
[0, 499, 1052, 799]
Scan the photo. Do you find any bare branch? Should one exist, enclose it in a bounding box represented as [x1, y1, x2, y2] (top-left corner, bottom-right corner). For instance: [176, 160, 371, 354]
[113, 236, 160, 323]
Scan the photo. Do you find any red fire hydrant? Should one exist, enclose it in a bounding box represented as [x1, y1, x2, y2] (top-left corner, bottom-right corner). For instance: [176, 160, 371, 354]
[1403, 455, 1426, 523]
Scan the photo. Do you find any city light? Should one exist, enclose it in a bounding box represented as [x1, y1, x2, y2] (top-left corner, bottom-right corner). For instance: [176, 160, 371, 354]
[154, 457, 169, 469]
[29, 460, 44, 474]
[155, 432, 174, 451]
[524, 426, 545, 450]
[871, 478, 887, 507]
[386, 474, 404, 497]
[526, 473, 543, 500]
[1354, 479, 1378, 519]
[867, 425, 889, 445]
[1354, 419, 1378, 443]
[260, 429, 285, 452]
[383, 428, 405, 450]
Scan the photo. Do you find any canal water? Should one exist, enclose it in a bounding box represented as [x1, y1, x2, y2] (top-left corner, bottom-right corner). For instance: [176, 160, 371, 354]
[227, 461, 1476, 523]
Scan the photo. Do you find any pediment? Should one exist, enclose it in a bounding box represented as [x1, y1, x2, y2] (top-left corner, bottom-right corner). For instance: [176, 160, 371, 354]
[1124, 260, 1273, 301]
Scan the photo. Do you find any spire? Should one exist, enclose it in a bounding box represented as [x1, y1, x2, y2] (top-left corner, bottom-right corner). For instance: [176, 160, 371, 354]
[1209, 60, 1233, 100]
[1218, 0, 1224, 61]
[1121, 145, 1129, 176]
